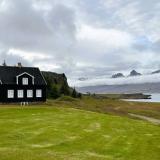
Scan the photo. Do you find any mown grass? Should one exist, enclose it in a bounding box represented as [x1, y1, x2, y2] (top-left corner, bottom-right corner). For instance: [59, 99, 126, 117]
[0, 97, 159, 160]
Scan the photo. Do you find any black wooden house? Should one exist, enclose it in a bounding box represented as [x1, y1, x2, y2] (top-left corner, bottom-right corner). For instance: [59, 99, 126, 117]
[0, 64, 47, 103]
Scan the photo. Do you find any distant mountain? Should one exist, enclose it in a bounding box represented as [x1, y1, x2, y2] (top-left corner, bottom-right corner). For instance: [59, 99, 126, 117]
[112, 73, 125, 78]
[152, 70, 160, 74]
[77, 83, 160, 94]
[129, 70, 142, 76]
[78, 77, 88, 81]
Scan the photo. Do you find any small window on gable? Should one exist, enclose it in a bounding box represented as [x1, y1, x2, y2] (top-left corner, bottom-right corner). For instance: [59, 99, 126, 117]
[36, 89, 42, 98]
[8, 90, 14, 98]
[22, 78, 28, 85]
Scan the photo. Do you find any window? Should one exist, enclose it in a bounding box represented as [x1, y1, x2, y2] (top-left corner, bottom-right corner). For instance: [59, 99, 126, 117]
[27, 90, 33, 98]
[18, 90, 24, 98]
[8, 90, 14, 98]
[22, 78, 28, 85]
[36, 89, 42, 98]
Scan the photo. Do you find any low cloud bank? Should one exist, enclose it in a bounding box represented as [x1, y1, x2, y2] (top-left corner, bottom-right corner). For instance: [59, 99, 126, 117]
[68, 73, 160, 87]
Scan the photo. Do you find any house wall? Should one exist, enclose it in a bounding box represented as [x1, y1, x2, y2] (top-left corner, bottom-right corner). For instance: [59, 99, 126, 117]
[0, 70, 47, 103]
[0, 84, 46, 103]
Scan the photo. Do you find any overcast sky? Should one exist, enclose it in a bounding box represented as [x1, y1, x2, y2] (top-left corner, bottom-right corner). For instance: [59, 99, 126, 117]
[0, 0, 160, 86]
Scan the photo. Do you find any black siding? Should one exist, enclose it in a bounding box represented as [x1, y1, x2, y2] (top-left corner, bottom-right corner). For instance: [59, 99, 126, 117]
[0, 84, 46, 103]
[0, 66, 47, 103]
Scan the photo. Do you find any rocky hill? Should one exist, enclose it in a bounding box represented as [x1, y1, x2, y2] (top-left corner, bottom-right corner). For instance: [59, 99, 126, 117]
[112, 73, 124, 78]
[42, 71, 71, 98]
[42, 71, 81, 99]
[42, 71, 69, 87]
[152, 70, 160, 74]
[129, 70, 141, 76]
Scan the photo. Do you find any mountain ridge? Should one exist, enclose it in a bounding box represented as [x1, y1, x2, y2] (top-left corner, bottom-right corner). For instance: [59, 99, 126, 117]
[129, 70, 142, 76]
[112, 73, 125, 78]
[77, 82, 160, 94]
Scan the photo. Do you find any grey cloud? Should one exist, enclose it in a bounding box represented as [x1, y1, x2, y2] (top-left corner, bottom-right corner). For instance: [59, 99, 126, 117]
[0, 0, 76, 54]
[0, 51, 31, 66]
[153, 40, 160, 52]
[0, 0, 160, 86]
[0, 0, 50, 48]
[70, 73, 160, 87]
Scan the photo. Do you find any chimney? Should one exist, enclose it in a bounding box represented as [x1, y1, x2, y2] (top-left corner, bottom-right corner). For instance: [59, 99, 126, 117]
[17, 62, 22, 67]
[2, 60, 7, 66]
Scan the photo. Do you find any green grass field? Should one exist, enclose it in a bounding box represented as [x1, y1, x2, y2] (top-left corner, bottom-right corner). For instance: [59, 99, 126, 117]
[0, 98, 160, 160]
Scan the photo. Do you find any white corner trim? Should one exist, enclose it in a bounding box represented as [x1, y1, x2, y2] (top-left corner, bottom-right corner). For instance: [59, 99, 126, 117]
[16, 72, 34, 85]
[17, 72, 34, 78]
[16, 76, 18, 85]
[32, 77, 35, 85]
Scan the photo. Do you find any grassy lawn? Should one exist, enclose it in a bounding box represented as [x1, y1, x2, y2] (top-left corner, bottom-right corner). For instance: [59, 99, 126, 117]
[0, 102, 160, 160]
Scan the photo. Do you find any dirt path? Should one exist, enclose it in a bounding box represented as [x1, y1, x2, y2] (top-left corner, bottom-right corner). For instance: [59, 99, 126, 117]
[129, 113, 160, 125]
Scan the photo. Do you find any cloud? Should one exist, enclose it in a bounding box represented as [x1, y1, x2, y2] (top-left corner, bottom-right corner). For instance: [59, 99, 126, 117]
[0, 0, 160, 87]
[0, 0, 50, 48]
[0, 0, 77, 72]
[0, 0, 76, 55]
[102, 0, 160, 42]
[0, 50, 31, 66]
[76, 24, 133, 49]
[69, 73, 160, 87]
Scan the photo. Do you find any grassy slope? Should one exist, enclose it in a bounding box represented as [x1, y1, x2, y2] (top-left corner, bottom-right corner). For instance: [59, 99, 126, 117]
[0, 104, 159, 160]
[94, 93, 151, 99]
[50, 96, 160, 119]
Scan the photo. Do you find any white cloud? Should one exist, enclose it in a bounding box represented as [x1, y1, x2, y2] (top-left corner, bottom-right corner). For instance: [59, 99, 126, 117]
[69, 73, 160, 87]
[8, 49, 52, 62]
[77, 24, 133, 49]
[0, 0, 160, 87]
[101, 0, 160, 42]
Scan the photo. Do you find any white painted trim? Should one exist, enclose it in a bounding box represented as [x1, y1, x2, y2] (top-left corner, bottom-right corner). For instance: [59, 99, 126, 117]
[16, 72, 34, 85]
[17, 72, 34, 78]
[27, 90, 33, 98]
[36, 89, 42, 98]
[40, 71, 47, 85]
[7, 90, 14, 98]
[17, 90, 24, 98]
[16, 77, 18, 85]
[32, 77, 34, 85]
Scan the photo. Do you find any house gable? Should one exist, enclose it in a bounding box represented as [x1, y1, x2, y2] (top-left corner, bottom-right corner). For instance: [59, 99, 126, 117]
[16, 72, 35, 85]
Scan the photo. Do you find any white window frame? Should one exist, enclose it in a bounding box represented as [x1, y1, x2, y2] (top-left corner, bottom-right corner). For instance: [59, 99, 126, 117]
[8, 90, 14, 98]
[17, 90, 24, 98]
[36, 89, 42, 98]
[22, 78, 28, 85]
[27, 90, 33, 98]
